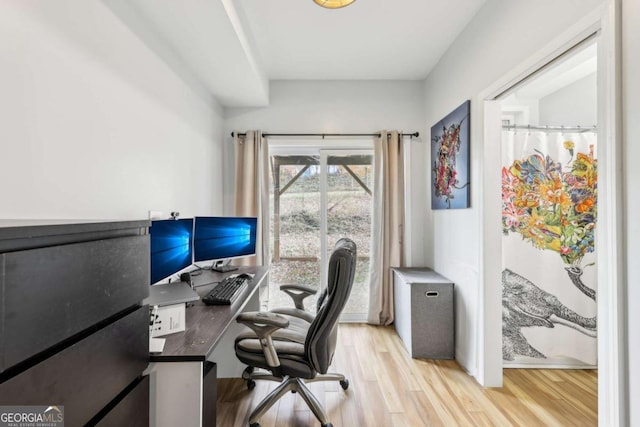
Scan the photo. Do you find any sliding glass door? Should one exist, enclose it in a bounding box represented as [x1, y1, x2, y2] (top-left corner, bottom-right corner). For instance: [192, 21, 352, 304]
[320, 151, 372, 319]
[268, 145, 373, 320]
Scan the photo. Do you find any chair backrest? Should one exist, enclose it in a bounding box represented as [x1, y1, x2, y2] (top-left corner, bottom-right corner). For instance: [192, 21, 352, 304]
[304, 238, 357, 374]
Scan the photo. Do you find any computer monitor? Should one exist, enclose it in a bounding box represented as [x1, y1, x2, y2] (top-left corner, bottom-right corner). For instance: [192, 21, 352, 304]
[193, 216, 257, 271]
[149, 218, 194, 285]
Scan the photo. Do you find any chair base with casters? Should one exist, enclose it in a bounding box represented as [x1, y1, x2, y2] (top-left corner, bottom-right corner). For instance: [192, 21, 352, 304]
[242, 366, 349, 392]
[234, 238, 357, 427]
[247, 376, 335, 427]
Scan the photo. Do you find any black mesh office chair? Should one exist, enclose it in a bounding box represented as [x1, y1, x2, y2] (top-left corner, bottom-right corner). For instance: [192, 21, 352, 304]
[235, 238, 357, 427]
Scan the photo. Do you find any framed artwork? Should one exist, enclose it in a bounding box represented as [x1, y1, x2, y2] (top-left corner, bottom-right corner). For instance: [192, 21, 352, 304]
[431, 100, 471, 209]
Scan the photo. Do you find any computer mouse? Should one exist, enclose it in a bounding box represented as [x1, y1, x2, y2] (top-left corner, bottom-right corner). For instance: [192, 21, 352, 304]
[238, 273, 253, 280]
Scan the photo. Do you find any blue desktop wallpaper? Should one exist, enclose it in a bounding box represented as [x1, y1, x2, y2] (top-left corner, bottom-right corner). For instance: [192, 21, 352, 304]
[150, 218, 193, 284]
[194, 217, 257, 262]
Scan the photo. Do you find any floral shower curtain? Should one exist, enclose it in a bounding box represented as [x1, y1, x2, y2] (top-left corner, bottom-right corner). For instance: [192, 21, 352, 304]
[501, 130, 598, 367]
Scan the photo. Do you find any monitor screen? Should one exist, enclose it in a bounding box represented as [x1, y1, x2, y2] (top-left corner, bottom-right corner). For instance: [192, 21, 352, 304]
[150, 218, 193, 285]
[193, 217, 257, 263]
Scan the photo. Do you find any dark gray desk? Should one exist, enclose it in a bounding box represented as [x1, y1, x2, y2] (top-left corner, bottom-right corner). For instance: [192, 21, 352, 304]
[148, 266, 268, 427]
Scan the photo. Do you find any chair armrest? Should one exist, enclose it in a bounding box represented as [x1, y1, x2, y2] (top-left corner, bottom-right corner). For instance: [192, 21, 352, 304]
[237, 311, 290, 330]
[279, 284, 317, 310]
[236, 312, 289, 367]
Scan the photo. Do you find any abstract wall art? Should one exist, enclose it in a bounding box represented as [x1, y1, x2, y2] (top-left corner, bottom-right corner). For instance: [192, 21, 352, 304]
[431, 100, 471, 209]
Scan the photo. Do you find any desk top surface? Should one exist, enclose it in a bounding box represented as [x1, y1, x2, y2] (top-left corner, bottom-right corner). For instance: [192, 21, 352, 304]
[150, 266, 267, 362]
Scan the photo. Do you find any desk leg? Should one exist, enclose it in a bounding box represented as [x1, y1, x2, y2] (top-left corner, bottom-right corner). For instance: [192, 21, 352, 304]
[149, 361, 203, 427]
[208, 291, 260, 378]
[203, 362, 217, 426]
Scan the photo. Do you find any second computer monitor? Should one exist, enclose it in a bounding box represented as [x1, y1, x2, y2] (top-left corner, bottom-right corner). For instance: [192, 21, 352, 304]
[193, 217, 257, 265]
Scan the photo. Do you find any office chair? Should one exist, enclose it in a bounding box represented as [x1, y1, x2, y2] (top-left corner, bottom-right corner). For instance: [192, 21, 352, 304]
[235, 238, 357, 427]
[240, 283, 350, 390]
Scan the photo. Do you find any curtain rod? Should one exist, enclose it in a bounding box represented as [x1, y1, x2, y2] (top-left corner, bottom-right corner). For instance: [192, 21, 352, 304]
[502, 125, 597, 133]
[230, 131, 420, 139]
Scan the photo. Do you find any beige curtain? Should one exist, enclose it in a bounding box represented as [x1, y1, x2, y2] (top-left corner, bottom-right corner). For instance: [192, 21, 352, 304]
[234, 130, 269, 267]
[367, 130, 404, 325]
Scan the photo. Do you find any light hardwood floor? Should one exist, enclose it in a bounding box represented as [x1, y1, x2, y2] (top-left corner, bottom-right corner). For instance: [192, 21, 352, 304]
[217, 324, 597, 427]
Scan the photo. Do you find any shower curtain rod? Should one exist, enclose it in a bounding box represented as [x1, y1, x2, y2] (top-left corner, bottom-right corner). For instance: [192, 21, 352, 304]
[502, 124, 597, 133]
[230, 131, 420, 139]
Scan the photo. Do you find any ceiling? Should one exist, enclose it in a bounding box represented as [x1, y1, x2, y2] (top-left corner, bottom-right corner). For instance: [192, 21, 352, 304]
[106, 0, 486, 107]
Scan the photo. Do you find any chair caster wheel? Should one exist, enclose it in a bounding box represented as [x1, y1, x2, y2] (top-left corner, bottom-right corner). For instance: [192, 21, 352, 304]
[242, 366, 254, 379]
[339, 379, 349, 390]
[247, 379, 256, 390]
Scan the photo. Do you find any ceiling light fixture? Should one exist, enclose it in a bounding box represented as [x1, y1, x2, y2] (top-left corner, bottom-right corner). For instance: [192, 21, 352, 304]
[313, 0, 356, 9]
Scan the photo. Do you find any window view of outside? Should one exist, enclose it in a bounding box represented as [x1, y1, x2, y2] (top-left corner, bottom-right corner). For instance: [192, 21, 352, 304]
[325, 154, 372, 316]
[268, 155, 321, 310]
[268, 153, 373, 317]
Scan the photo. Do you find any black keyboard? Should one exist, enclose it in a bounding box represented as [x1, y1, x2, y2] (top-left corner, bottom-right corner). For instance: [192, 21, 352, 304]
[202, 275, 249, 305]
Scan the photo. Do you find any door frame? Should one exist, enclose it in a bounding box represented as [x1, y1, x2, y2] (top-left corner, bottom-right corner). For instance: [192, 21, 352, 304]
[477, 2, 624, 426]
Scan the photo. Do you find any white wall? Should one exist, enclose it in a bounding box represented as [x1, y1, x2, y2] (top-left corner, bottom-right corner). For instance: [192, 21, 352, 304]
[539, 73, 597, 126]
[501, 95, 539, 125]
[423, 0, 604, 376]
[0, 1, 224, 221]
[224, 80, 427, 266]
[622, 0, 639, 424]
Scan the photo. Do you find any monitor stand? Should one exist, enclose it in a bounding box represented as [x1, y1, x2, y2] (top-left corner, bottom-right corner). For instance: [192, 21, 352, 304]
[211, 260, 238, 273]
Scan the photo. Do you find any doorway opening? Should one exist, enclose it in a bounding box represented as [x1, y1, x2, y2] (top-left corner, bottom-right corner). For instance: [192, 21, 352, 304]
[479, 24, 623, 422]
[499, 41, 598, 370]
